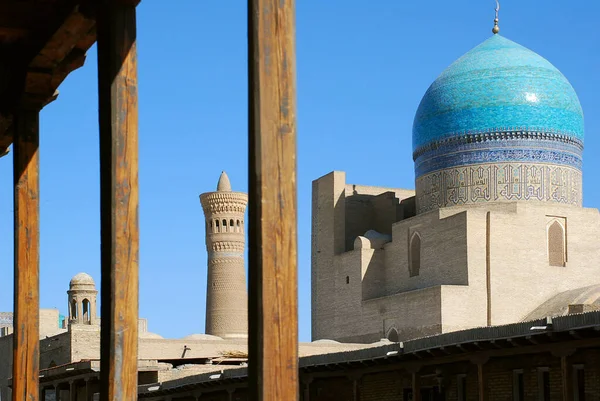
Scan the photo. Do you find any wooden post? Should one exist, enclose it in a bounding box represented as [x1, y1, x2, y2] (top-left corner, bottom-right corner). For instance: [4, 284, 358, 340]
[69, 381, 77, 401]
[12, 109, 40, 401]
[560, 355, 573, 401]
[412, 373, 421, 401]
[478, 363, 486, 401]
[247, 0, 298, 400]
[96, 1, 140, 401]
[85, 379, 93, 401]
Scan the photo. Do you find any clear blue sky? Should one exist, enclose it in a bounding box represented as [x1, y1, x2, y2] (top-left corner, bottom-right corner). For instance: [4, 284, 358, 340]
[0, 1, 598, 342]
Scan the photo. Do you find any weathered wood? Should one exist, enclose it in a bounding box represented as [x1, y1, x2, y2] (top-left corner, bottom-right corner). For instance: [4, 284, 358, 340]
[247, 0, 299, 400]
[0, 114, 13, 156]
[12, 109, 40, 401]
[21, 5, 95, 110]
[0, 4, 97, 141]
[96, 2, 139, 401]
[29, 8, 95, 71]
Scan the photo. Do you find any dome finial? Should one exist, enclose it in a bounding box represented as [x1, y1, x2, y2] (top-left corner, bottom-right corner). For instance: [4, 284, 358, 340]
[492, 0, 500, 34]
[217, 171, 232, 192]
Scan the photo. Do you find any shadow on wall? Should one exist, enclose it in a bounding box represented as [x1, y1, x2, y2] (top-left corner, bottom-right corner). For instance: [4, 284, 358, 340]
[361, 245, 387, 301]
[344, 189, 415, 253]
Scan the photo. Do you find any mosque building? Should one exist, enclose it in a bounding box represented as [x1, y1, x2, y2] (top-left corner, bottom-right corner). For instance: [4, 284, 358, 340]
[311, 24, 600, 344]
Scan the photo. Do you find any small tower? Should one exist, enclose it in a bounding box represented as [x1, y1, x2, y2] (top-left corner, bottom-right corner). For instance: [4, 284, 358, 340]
[200, 171, 248, 339]
[67, 273, 98, 326]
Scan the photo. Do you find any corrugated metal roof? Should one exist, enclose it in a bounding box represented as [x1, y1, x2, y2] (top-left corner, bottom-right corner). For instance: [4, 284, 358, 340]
[134, 310, 600, 397]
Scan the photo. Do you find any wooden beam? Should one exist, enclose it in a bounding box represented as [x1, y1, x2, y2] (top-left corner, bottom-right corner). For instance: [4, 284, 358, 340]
[29, 7, 95, 71]
[96, 2, 139, 401]
[0, 114, 13, 155]
[247, 0, 298, 400]
[12, 109, 40, 401]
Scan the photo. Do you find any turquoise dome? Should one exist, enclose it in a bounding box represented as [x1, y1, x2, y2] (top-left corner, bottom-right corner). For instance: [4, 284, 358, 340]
[413, 34, 584, 156]
[412, 34, 584, 213]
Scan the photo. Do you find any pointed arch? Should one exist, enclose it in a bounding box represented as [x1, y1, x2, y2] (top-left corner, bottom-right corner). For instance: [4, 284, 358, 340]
[409, 232, 421, 277]
[548, 220, 566, 267]
[70, 299, 78, 319]
[387, 327, 399, 343]
[82, 299, 91, 323]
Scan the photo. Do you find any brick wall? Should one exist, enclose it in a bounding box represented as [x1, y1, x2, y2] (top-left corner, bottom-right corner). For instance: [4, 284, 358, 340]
[310, 377, 354, 401]
[359, 371, 403, 401]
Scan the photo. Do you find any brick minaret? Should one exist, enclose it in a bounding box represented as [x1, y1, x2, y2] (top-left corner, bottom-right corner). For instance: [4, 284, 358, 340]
[200, 171, 248, 339]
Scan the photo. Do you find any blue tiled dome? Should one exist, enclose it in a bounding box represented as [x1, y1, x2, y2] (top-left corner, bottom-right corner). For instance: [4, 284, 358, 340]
[413, 34, 584, 155]
[412, 35, 584, 213]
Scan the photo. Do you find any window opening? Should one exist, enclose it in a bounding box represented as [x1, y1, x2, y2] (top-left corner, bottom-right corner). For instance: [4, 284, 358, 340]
[537, 368, 550, 401]
[82, 299, 90, 322]
[409, 232, 421, 277]
[387, 328, 399, 342]
[457, 375, 467, 401]
[548, 220, 566, 267]
[513, 370, 524, 401]
[71, 299, 78, 319]
[573, 365, 585, 401]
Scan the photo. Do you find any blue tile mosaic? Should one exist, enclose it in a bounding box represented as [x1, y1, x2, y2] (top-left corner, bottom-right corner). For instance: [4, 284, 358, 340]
[412, 35, 584, 158]
[414, 136, 583, 177]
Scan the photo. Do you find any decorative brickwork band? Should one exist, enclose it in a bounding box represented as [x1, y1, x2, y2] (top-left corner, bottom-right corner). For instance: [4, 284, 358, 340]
[416, 163, 582, 213]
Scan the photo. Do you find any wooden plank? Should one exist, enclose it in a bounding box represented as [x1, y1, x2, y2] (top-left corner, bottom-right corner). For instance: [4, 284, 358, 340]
[96, 2, 139, 401]
[247, 0, 299, 400]
[12, 109, 40, 401]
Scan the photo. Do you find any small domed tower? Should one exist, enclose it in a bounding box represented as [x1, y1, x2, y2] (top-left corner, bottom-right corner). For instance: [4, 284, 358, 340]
[200, 171, 248, 339]
[67, 273, 98, 326]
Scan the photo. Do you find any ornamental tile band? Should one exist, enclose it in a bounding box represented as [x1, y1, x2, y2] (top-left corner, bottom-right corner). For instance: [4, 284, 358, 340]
[415, 163, 582, 213]
[412, 130, 584, 161]
[414, 138, 583, 177]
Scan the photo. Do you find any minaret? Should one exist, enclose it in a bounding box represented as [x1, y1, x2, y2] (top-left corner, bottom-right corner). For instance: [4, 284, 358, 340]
[200, 171, 248, 339]
[67, 273, 98, 326]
